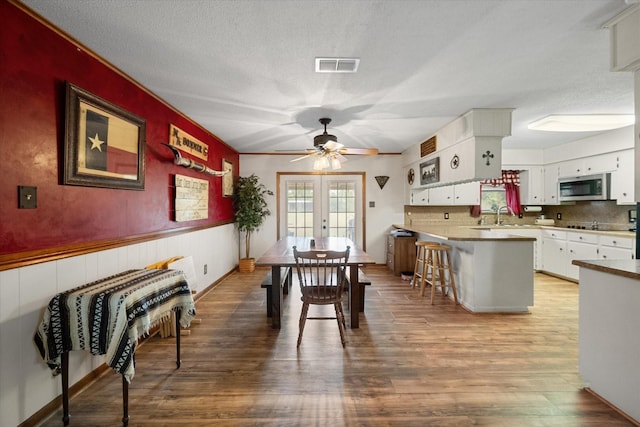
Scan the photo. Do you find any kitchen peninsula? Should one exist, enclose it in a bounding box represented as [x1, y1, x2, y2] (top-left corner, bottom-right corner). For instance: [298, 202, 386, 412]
[394, 224, 535, 312]
[572, 259, 640, 424]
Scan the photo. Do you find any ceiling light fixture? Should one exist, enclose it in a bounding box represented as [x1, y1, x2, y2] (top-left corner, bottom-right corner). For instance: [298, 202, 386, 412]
[528, 114, 635, 132]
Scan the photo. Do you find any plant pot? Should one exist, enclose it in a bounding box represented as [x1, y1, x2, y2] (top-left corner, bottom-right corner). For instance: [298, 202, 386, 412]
[238, 258, 255, 273]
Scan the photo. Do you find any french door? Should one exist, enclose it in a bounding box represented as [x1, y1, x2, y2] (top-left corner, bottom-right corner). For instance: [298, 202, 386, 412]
[278, 173, 364, 248]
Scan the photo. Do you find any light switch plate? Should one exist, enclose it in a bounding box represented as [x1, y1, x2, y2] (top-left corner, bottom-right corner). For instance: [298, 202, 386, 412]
[18, 186, 37, 209]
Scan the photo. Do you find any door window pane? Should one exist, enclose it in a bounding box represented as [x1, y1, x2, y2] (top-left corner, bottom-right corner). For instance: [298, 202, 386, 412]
[287, 182, 313, 237]
[328, 181, 355, 241]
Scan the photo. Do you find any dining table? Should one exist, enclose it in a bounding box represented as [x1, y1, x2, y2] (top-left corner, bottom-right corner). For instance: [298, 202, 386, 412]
[255, 236, 376, 329]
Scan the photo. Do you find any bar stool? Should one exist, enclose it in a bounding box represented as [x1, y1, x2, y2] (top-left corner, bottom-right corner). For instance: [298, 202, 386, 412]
[424, 243, 458, 304]
[412, 241, 431, 292]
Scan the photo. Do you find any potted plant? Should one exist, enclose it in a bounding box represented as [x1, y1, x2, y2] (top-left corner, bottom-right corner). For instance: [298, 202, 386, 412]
[233, 174, 273, 272]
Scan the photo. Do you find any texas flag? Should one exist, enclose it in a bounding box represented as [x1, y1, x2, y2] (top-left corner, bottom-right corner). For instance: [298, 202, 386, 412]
[84, 109, 138, 178]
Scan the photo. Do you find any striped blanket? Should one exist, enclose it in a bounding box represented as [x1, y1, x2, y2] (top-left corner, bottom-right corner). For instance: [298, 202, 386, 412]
[34, 269, 196, 382]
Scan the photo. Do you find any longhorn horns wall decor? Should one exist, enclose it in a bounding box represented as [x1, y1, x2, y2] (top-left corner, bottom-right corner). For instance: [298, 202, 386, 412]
[162, 143, 228, 177]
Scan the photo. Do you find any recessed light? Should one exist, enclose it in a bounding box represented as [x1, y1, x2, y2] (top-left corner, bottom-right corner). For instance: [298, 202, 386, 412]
[528, 114, 635, 132]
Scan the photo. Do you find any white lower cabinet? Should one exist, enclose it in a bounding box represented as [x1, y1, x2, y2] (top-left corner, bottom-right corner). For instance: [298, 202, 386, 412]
[542, 236, 567, 277]
[599, 235, 635, 260]
[540, 229, 635, 280]
[566, 231, 599, 281]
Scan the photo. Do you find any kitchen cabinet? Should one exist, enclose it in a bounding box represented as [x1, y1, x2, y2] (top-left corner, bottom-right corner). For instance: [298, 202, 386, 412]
[543, 165, 559, 205]
[557, 153, 618, 178]
[428, 186, 454, 205]
[566, 232, 599, 280]
[542, 229, 567, 277]
[412, 182, 480, 206]
[540, 229, 635, 281]
[411, 188, 429, 206]
[387, 235, 417, 276]
[453, 181, 480, 205]
[519, 167, 544, 205]
[611, 149, 634, 205]
[599, 235, 634, 260]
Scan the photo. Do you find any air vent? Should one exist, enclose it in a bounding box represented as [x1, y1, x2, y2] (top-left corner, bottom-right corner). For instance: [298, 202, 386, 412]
[315, 57, 360, 73]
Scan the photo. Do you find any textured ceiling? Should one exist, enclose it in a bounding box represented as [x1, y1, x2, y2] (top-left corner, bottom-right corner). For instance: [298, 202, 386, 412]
[22, 0, 636, 154]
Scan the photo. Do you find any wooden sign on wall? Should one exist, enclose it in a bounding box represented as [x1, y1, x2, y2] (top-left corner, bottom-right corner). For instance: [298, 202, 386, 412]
[420, 135, 437, 157]
[169, 124, 209, 161]
[174, 174, 209, 222]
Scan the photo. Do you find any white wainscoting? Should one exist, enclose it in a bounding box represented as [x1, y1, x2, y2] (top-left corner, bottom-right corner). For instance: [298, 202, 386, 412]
[0, 224, 238, 426]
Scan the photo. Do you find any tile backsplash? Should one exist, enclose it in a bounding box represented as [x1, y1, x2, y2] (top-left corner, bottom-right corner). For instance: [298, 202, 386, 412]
[404, 201, 636, 231]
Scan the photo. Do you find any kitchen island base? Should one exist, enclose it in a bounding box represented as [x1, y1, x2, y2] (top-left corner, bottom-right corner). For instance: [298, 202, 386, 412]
[394, 224, 534, 313]
[435, 239, 534, 312]
[573, 261, 640, 425]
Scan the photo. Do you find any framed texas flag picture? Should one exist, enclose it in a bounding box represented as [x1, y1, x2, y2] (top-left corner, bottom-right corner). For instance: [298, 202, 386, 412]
[64, 82, 146, 190]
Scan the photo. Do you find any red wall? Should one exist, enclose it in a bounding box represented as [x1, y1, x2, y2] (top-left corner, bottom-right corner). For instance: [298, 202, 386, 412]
[0, 2, 238, 256]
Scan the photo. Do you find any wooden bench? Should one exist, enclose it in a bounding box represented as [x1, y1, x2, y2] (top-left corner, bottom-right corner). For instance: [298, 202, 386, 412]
[345, 267, 371, 312]
[261, 267, 292, 317]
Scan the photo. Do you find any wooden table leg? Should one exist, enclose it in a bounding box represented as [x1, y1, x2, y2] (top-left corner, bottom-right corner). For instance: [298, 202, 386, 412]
[175, 308, 181, 368]
[270, 266, 283, 329]
[122, 374, 129, 426]
[61, 352, 70, 426]
[349, 266, 360, 328]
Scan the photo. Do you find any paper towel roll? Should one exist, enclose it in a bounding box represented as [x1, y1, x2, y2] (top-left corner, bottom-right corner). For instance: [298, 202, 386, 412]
[523, 206, 542, 212]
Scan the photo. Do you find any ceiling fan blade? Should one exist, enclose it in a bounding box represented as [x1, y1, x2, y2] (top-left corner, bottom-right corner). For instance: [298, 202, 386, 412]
[323, 140, 344, 152]
[335, 152, 348, 163]
[290, 153, 318, 162]
[339, 147, 379, 155]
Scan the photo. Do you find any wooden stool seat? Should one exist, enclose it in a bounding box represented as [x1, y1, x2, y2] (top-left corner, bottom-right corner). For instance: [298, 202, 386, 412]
[413, 241, 458, 305]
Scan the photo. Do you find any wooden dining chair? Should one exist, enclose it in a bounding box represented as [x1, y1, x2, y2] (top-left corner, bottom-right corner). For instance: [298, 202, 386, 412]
[292, 245, 350, 347]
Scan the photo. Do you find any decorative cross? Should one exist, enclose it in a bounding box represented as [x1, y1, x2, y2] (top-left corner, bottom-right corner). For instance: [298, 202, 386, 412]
[482, 150, 494, 166]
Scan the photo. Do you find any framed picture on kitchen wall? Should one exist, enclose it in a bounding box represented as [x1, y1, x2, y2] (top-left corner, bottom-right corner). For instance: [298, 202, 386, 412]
[420, 157, 439, 185]
[63, 82, 146, 190]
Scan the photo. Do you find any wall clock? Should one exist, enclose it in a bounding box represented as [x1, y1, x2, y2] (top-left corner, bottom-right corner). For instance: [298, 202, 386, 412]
[407, 168, 415, 185]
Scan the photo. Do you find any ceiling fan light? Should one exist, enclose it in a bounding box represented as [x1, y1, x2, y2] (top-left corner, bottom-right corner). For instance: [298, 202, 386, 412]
[313, 156, 330, 170]
[331, 156, 342, 170]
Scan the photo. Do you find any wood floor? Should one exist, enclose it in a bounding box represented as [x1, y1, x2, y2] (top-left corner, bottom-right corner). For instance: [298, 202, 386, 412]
[39, 267, 634, 426]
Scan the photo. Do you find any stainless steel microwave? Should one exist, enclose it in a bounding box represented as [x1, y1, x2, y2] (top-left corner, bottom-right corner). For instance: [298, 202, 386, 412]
[558, 173, 610, 202]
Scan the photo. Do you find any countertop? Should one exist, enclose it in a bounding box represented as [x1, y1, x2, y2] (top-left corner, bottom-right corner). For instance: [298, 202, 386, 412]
[572, 259, 640, 280]
[394, 223, 636, 241]
[393, 224, 536, 241]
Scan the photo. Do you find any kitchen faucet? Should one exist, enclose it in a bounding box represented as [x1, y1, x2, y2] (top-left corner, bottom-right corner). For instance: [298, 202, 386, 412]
[496, 205, 512, 225]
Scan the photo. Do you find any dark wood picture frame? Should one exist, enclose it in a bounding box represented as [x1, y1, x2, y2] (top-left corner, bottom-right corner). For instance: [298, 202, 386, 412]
[420, 157, 439, 185]
[222, 159, 233, 197]
[64, 82, 146, 190]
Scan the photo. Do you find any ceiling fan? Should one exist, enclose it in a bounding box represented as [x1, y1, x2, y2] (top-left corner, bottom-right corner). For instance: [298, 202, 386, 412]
[290, 118, 379, 170]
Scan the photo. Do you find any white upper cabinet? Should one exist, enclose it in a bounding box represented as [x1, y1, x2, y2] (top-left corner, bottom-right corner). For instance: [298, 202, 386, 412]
[557, 153, 618, 179]
[584, 152, 618, 175]
[543, 165, 559, 205]
[428, 186, 454, 205]
[611, 149, 635, 205]
[411, 188, 430, 206]
[453, 181, 480, 205]
[519, 166, 544, 205]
